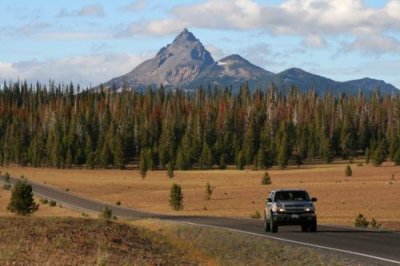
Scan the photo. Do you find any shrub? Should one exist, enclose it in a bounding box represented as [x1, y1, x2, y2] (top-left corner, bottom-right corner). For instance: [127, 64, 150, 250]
[39, 198, 49, 204]
[169, 183, 183, 210]
[345, 165, 352, 177]
[205, 182, 214, 200]
[2, 183, 11, 190]
[65, 188, 70, 192]
[250, 210, 261, 219]
[4, 172, 10, 183]
[354, 213, 369, 228]
[370, 218, 381, 229]
[261, 171, 272, 185]
[115, 201, 121, 206]
[99, 206, 112, 219]
[7, 180, 37, 215]
[49, 200, 57, 207]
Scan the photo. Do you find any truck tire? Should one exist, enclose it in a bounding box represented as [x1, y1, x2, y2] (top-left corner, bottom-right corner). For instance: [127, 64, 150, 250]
[270, 215, 278, 233]
[309, 219, 317, 232]
[301, 224, 308, 232]
[264, 213, 270, 232]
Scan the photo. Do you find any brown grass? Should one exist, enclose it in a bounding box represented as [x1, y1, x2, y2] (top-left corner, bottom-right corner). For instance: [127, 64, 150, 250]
[131, 219, 343, 265]
[0, 217, 194, 265]
[1, 162, 400, 228]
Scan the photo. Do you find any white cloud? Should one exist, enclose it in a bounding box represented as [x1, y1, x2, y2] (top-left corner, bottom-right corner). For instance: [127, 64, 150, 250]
[303, 34, 327, 48]
[205, 44, 225, 60]
[341, 35, 400, 55]
[79, 4, 105, 17]
[125, 0, 400, 55]
[33, 31, 111, 41]
[119, 0, 148, 12]
[0, 62, 20, 79]
[0, 53, 151, 87]
[124, 0, 263, 36]
[57, 4, 105, 18]
[243, 43, 287, 69]
[309, 59, 400, 88]
[0, 22, 52, 38]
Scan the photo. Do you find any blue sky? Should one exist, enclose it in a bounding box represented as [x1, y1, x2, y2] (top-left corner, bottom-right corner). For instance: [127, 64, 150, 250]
[1, 0, 400, 88]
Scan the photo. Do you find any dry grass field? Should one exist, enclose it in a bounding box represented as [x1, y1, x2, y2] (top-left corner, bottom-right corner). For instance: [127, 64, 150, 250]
[0, 187, 342, 265]
[1, 162, 400, 228]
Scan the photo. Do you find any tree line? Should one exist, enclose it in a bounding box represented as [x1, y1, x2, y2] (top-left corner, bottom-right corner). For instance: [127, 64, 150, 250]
[0, 80, 399, 170]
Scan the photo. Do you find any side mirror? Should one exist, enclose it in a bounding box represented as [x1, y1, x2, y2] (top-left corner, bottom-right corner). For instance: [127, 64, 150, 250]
[267, 198, 272, 203]
[311, 197, 317, 202]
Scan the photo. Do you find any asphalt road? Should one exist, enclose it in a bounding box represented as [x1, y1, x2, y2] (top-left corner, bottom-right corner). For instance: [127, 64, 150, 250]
[2, 175, 400, 265]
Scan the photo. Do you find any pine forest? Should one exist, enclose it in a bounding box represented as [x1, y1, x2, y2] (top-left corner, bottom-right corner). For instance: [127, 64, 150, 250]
[0, 81, 398, 170]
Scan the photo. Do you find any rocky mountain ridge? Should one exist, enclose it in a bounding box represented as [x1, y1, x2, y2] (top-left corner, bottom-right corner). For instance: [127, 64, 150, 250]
[101, 29, 398, 95]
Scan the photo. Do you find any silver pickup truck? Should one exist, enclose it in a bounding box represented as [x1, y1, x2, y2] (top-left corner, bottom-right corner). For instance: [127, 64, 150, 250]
[264, 189, 317, 233]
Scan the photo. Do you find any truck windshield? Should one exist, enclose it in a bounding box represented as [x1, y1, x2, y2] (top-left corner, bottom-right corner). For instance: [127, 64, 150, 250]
[275, 191, 310, 201]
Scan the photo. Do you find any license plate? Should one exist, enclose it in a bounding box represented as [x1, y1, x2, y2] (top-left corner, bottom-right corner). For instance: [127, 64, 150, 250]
[291, 214, 299, 219]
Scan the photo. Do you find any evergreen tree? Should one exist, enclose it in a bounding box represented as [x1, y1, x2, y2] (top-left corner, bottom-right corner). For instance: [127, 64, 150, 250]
[167, 160, 175, 178]
[365, 148, 370, 164]
[345, 165, 352, 176]
[394, 149, 400, 166]
[139, 149, 148, 178]
[65, 148, 73, 168]
[113, 133, 125, 169]
[322, 138, 334, 163]
[389, 134, 399, 161]
[176, 147, 189, 170]
[218, 153, 227, 170]
[199, 144, 212, 170]
[261, 171, 272, 185]
[99, 142, 112, 168]
[205, 182, 214, 200]
[169, 183, 183, 210]
[235, 150, 245, 170]
[8, 180, 37, 215]
[372, 143, 385, 166]
[99, 206, 112, 220]
[295, 154, 303, 168]
[277, 143, 288, 169]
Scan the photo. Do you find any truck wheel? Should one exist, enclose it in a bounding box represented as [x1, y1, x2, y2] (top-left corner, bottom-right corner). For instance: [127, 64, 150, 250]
[264, 213, 270, 232]
[309, 220, 317, 232]
[301, 224, 308, 232]
[270, 215, 278, 233]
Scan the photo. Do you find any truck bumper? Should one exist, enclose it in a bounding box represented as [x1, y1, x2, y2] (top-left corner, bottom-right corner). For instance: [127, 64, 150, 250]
[272, 212, 316, 225]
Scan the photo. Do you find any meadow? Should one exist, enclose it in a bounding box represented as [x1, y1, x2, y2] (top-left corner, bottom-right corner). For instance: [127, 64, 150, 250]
[1, 162, 399, 228]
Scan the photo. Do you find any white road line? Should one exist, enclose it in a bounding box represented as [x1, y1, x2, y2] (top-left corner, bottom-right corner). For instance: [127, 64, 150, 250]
[183, 221, 400, 265]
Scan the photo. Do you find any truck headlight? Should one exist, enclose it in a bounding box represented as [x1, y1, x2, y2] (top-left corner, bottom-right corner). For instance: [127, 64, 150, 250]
[305, 207, 314, 212]
[272, 205, 285, 212]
